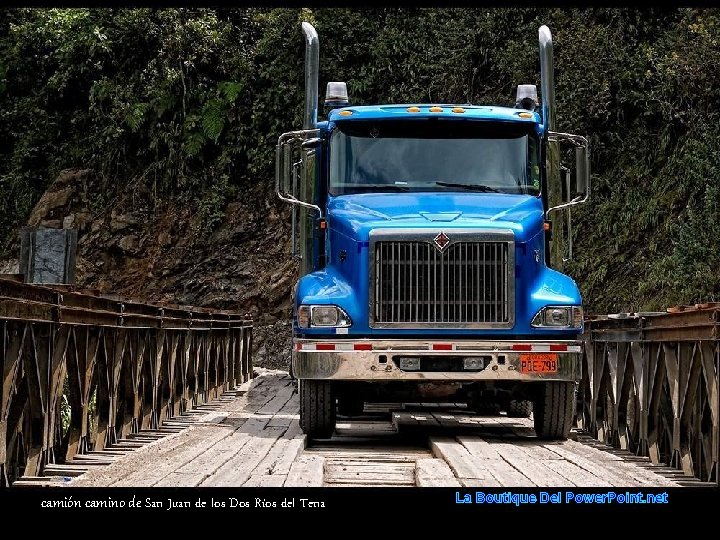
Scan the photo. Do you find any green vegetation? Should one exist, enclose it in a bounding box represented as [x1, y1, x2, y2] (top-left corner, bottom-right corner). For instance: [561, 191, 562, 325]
[0, 7, 718, 313]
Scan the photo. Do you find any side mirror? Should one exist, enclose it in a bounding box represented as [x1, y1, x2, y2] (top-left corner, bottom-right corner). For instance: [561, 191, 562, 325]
[546, 131, 590, 217]
[575, 146, 589, 194]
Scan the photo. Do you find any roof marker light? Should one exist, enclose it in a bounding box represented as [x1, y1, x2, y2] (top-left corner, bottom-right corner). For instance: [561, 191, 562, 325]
[407, 106, 420, 113]
[429, 106, 443, 112]
[325, 81, 349, 107]
[452, 107, 465, 113]
[339, 110, 353, 116]
[518, 112, 533, 118]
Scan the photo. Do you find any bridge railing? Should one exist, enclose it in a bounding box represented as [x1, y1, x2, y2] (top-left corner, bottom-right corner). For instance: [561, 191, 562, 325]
[579, 309, 719, 484]
[0, 278, 253, 486]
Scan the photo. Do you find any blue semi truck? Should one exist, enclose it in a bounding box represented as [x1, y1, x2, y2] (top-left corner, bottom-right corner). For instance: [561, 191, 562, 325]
[276, 22, 590, 441]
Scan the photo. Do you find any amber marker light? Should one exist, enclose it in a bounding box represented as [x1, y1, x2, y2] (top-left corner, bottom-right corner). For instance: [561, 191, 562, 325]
[429, 106, 443, 112]
[406, 106, 420, 112]
[518, 112, 533, 118]
[452, 107, 465, 113]
[339, 110, 353, 116]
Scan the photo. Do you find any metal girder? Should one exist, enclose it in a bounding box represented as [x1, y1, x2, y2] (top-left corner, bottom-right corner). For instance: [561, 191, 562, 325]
[0, 278, 253, 486]
[580, 310, 720, 484]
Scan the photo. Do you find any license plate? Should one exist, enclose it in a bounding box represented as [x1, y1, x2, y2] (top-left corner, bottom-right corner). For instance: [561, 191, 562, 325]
[520, 353, 558, 374]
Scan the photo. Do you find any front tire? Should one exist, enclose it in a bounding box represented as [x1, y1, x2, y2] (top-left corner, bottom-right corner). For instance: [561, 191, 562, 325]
[299, 380, 336, 439]
[533, 382, 574, 440]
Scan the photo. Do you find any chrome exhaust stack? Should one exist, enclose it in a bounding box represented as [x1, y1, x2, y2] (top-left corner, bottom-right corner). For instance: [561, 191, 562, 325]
[538, 25, 555, 132]
[301, 22, 319, 129]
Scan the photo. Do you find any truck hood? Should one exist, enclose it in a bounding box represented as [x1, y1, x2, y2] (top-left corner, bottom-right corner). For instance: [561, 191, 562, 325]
[327, 192, 544, 243]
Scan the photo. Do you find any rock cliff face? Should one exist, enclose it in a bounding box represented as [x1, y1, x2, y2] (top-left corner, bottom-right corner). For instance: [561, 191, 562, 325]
[2, 169, 296, 370]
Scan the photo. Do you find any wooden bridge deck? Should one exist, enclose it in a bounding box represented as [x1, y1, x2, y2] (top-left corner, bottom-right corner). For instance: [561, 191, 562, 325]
[39, 371, 704, 488]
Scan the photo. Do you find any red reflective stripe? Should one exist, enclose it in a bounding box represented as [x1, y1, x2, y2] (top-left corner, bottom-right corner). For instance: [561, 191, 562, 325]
[316, 344, 335, 351]
[550, 344, 568, 352]
[512, 344, 532, 351]
[295, 343, 302, 351]
[354, 343, 372, 351]
[432, 343, 453, 351]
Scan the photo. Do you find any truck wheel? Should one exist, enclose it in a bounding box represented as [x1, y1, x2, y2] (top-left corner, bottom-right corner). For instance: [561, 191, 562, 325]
[507, 399, 533, 418]
[533, 382, 574, 440]
[337, 396, 364, 417]
[300, 380, 336, 439]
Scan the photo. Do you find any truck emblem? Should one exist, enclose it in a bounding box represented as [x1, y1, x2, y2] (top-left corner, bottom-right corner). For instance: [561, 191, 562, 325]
[433, 231, 450, 251]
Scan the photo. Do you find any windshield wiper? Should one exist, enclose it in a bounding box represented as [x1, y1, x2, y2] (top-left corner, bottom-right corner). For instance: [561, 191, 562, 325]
[345, 183, 410, 192]
[435, 181, 500, 193]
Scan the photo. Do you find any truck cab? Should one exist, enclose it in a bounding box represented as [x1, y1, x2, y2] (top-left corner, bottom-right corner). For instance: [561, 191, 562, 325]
[277, 23, 590, 441]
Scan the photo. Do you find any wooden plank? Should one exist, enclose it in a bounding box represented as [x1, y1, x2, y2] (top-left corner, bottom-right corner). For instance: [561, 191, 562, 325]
[257, 381, 296, 415]
[266, 392, 300, 428]
[415, 458, 461, 487]
[42, 465, 89, 477]
[306, 447, 429, 457]
[305, 453, 425, 464]
[72, 454, 118, 462]
[336, 420, 397, 432]
[109, 425, 238, 487]
[195, 414, 228, 424]
[324, 467, 415, 478]
[285, 456, 325, 487]
[67, 459, 114, 467]
[152, 471, 202, 487]
[565, 439, 682, 486]
[174, 419, 265, 474]
[244, 434, 302, 479]
[325, 476, 410, 486]
[75, 373, 290, 487]
[12, 478, 69, 487]
[457, 436, 536, 486]
[544, 442, 679, 487]
[200, 426, 286, 487]
[153, 378, 298, 486]
[179, 386, 293, 485]
[429, 437, 500, 486]
[487, 442, 574, 487]
[325, 463, 415, 484]
[243, 474, 287, 487]
[543, 459, 614, 487]
[271, 438, 306, 475]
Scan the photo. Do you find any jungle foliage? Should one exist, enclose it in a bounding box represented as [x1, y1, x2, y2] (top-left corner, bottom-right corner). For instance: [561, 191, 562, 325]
[0, 7, 718, 312]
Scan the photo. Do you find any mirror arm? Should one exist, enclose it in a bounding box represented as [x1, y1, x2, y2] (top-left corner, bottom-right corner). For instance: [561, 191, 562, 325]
[275, 129, 323, 219]
[301, 137, 322, 149]
[546, 193, 588, 218]
[548, 131, 588, 146]
[545, 131, 590, 219]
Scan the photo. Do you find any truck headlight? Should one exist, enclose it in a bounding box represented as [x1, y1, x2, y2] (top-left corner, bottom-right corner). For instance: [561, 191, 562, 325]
[531, 306, 583, 328]
[297, 305, 352, 328]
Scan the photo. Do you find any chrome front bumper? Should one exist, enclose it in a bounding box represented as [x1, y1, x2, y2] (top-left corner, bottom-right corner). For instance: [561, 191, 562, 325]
[292, 339, 581, 382]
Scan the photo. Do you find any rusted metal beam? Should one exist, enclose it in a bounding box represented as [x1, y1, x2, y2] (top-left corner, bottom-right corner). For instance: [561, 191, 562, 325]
[581, 309, 720, 485]
[0, 279, 253, 486]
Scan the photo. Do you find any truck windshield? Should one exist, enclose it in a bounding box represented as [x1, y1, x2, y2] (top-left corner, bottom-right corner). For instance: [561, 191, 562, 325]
[329, 120, 541, 196]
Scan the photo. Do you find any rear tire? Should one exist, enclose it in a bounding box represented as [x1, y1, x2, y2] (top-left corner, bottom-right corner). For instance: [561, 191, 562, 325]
[300, 380, 336, 439]
[507, 399, 533, 418]
[533, 381, 574, 440]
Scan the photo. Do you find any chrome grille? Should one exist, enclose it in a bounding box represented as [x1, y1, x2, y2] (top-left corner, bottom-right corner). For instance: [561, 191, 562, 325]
[371, 231, 514, 328]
